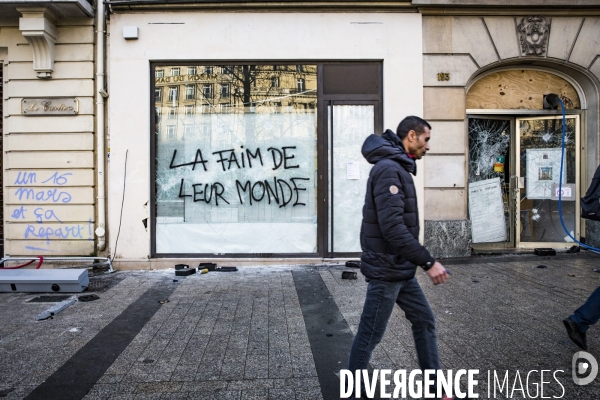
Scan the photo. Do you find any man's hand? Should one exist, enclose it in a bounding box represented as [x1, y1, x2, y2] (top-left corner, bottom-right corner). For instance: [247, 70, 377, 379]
[426, 262, 449, 285]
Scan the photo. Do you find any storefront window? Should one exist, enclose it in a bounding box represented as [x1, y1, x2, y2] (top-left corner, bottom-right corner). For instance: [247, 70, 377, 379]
[154, 64, 318, 254]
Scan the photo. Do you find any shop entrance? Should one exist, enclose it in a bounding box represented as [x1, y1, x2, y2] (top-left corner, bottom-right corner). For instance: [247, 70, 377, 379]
[468, 115, 580, 250]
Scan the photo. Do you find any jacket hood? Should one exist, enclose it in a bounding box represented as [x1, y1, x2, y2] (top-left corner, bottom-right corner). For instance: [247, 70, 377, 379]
[361, 129, 417, 174]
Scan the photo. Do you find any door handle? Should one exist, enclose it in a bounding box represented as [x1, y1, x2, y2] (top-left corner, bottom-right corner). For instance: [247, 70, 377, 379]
[511, 175, 525, 189]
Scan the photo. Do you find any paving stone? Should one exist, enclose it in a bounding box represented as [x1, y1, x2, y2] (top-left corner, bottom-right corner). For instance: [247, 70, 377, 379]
[159, 393, 188, 400]
[267, 388, 295, 399]
[135, 382, 183, 394]
[227, 379, 275, 391]
[240, 389, 268, 400]
[181, 380, 228, 392]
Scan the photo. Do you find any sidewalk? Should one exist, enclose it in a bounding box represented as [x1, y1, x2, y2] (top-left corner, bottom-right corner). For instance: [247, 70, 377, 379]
[1, 253, 600, 399]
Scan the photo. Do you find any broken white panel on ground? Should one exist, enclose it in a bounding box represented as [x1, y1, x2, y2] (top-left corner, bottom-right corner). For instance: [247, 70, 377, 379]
[0, 269, 89, 293]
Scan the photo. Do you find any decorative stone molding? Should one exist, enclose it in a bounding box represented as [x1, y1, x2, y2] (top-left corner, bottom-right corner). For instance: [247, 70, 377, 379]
[18, 8, 58, 79]
[517, 16, 551, 56]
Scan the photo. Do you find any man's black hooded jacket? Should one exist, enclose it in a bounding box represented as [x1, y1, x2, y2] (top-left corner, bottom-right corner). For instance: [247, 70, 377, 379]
[360, 129, 436, 281]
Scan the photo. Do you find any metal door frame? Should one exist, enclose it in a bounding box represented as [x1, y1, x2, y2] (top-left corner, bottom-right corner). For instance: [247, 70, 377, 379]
[514, 114, 581, 249]
[467, 115, 517, 251]
[468, 113, 582, 251]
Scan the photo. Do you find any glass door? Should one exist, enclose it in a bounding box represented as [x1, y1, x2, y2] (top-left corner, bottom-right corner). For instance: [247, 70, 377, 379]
[327, 102, 378, 256]
[467, 117, 515, 249]
[515, 115, 580, 248]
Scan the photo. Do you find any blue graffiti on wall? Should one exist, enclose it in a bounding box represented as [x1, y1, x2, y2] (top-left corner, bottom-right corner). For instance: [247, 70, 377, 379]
[10, 171, 91, 252]
[14, 188, 72, 203]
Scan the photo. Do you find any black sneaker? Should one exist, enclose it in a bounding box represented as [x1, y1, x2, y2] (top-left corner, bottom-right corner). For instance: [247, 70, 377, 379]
[563, 318, 587, 350]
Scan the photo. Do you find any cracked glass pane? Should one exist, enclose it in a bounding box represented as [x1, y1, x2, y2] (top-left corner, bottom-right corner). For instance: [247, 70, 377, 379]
[468, 118, 511, 243]
[519, 117, 576, 243]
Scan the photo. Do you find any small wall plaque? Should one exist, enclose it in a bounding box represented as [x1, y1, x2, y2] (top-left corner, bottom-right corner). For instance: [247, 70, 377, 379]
[22, 98, 79, 115]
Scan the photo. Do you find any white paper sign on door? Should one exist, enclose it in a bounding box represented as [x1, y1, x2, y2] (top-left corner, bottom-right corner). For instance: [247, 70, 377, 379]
[469, 177, 507, 243]
[526, 148, 566, 200]
[346, 161, 360, 180]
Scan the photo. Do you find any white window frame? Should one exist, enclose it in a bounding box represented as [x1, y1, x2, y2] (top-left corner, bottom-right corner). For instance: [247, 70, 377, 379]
[166, 125, 176, 139]
[297, 78, 305, 92]
[168, 86, 178, 102]
[188, 66, 197, 75]
[185, 85, 196, 100]
[202, 84, 213, 98]
[184, 105, 195, 117]
[171, 68, 181, 77]
[221, 84, 230, 98]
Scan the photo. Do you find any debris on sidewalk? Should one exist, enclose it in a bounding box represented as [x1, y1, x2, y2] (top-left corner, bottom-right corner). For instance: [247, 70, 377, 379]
[341, 271, 357, 280]
[158, 299, 170, 304]
[175, 267, 196, 276]
[534, 248, 556, 256]
[174, 264, 189, 270]
[78, 294, 100, 302]
[566, 245, 580, 253]
[35, 297, 77, 321]
[199, 262, 217, 271]
[345, 261, 361, 269]
[536, 265, 547, 269]
[216, 266, 237, 272]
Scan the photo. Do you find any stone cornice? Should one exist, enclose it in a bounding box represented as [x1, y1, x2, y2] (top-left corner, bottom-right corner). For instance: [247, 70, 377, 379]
[417, 7, 600, 16]
[107, 1, 414, 13]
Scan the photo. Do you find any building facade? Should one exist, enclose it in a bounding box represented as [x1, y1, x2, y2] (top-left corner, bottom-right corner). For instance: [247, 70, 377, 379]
[417, 1, 600, 257]
[0, 1, 100, 258]
[107, 8, 419, 267]
[2, 1, 600, 267]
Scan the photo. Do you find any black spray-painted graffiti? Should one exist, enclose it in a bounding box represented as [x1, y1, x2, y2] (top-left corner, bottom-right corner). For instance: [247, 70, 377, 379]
[169, 145, 310, 207]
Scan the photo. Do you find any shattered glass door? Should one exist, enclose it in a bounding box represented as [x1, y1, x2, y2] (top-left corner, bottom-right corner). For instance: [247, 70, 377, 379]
[468, 118, 513, 245]
[516, 116, 580, 245]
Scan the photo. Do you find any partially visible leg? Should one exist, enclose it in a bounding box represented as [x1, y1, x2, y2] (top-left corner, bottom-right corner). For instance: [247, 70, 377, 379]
[395, 277, 440, 371]
[396, 277, 441, 397]
[348, 279, 401, 371]
[571, 286, 600, 332]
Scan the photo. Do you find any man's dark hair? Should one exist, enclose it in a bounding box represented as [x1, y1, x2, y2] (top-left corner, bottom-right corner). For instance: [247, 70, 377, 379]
[396, 116, 431, 140]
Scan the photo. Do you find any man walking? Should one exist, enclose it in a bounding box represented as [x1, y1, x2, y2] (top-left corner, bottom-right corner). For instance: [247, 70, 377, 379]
[348, 116, 451, 398]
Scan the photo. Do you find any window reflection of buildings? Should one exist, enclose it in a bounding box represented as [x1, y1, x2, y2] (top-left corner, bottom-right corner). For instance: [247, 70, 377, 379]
[154, 65, 318, 143]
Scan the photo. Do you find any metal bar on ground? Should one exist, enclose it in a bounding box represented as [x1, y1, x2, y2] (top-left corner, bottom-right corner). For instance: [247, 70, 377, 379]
[0, 257, 114, 273]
